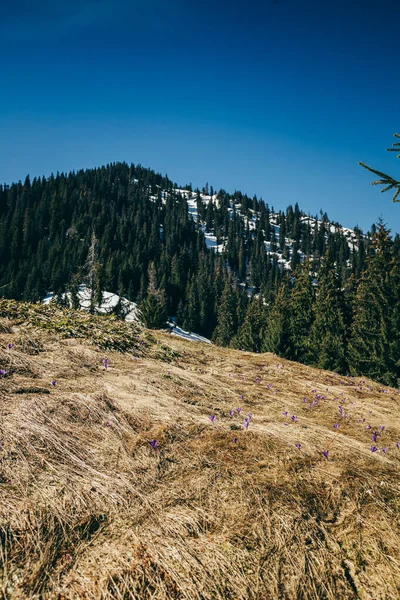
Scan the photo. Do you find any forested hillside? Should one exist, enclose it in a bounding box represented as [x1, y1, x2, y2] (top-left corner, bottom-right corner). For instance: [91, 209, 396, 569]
[0, 162, 399, 385]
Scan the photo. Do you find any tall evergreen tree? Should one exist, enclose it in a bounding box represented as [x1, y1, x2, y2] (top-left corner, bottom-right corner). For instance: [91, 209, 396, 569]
[310, 254, 347, 372]
[348, 223, 400, 386]
[262, 276, 291, 356]
[212, 277, 238, 347]
[287, 261, 314, 362]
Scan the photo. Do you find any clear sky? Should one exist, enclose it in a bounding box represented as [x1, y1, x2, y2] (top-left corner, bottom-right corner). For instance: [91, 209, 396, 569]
[1, 0, 399, 233]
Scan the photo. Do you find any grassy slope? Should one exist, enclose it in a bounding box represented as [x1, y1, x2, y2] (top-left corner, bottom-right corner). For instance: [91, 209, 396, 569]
[0, 301, 399, 600]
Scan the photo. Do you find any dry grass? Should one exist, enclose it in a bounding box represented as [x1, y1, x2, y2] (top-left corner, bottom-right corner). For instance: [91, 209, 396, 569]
[0, 305, 399, 599]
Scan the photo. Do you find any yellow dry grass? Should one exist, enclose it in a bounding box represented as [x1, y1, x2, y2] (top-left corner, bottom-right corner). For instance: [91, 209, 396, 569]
[0, 312, 399, 600]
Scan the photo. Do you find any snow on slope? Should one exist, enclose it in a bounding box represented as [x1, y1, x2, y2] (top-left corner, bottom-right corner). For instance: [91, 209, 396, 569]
[42, 286, 211, 344]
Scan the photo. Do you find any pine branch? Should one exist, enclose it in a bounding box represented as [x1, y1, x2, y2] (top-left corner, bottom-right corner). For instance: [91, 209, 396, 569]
[359, 133, 400, 203]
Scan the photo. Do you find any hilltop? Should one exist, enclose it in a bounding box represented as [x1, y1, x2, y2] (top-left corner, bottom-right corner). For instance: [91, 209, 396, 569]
[0, 301, 399, 599]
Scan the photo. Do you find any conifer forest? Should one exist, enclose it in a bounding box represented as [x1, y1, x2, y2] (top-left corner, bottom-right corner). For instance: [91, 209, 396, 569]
[0, 162, 399, 386]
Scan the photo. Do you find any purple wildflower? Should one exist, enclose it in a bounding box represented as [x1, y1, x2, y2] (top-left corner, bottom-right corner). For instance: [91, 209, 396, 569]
[395, 442, 400, 449]
[370, 445, 378, 453]
[148, 439, 158, 449]
[233, 437, 238, 444]
[243, 418, 250, 430]
[0, 369, 7, 377]
[366, 425, 371, 430]
[333, 423, 339, 429]
[291, 415, 298, 422]
[208, 415, 216, 424]
[283, 411, 289, 417]
[371, 432, 378, 442]
[379, 425, 385, 432]
[321, 450, 329, 459]
[229, 410, 235, 417]
[7, 343, 13, 350]
[295, 443, 301, 450]
[236, 407, 242, 414]
[302, 397, 308, 403]
[381, 447, 387, 454]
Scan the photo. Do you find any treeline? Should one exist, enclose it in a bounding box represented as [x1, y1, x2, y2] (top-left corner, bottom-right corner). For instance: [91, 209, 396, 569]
[0, 162, 399, 385]
[219, 224, 400, 387]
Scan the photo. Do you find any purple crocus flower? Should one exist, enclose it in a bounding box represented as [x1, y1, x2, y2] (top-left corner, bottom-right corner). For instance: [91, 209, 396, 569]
[148, 439, 158, 449]
[295, 443, 301, 450]
[291, 415, 298, 423]
[7, 343, 13, 350]
[243, 418, 250, 430]
[370, 445, 378, 453]
[371, 432, 378, 442]
[51, 380, 57, 386]
[321, 450, 329, 459]
[379, 425, 385, 432]
[381, 447, 387, 454]
[283, 411, 289, 417]
[233, 437, 238, 444]
[333, 424, 339, 429]
[208, 415, 216, 424]
[302, 397, 308, 403]
[229, 410, 235, 417]
[366, 425, 371, 430]
[395, 442, 400, 449]
[236, 407, 242, 414]
[0, 369, 7, 377]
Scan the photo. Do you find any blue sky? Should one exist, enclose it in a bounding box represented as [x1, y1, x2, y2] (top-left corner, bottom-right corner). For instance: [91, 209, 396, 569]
[1, 0, 399, 233]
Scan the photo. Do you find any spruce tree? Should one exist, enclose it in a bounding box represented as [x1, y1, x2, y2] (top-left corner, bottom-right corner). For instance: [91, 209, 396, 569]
[348, 222, 400, 385]
[262, 276, 291, 356]
[287, 261, 314, 362]
[310, 254, 347, 372]
[212, 277, 238, 347]
[235, 296, 266, 352]
[137, 263, 168, 329]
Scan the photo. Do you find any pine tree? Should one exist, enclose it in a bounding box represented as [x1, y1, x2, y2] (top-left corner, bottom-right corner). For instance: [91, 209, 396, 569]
[137, 263, 168, 329]
[212, 277, 238, 347]
[262, 276, 291, 356]
[235, 296, 266, 352]
[287, 261, 314, 362]
[310, 254, 347, 372]
[348, 222, 400, 385]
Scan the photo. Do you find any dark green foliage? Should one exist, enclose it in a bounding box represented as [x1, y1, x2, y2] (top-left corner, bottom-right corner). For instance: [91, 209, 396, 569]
[287, 261, 314, 362]
[235, 296, 266, 352]
[310, 254, 347, 372]
[1, 161, 399, 385]
[137, 264, 168, 329]
[348, 223, 400, 386]
[262, 277, 291, 356]
[359, 133, 400, 203]
[212, 277, 239, 347]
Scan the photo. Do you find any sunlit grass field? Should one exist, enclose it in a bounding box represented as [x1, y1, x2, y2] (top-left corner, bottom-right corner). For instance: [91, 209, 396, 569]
[0, 300, 399, 599]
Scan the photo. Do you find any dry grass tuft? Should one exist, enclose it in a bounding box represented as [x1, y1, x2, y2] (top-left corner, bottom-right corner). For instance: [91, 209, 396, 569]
[0, 306, 399, 599]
